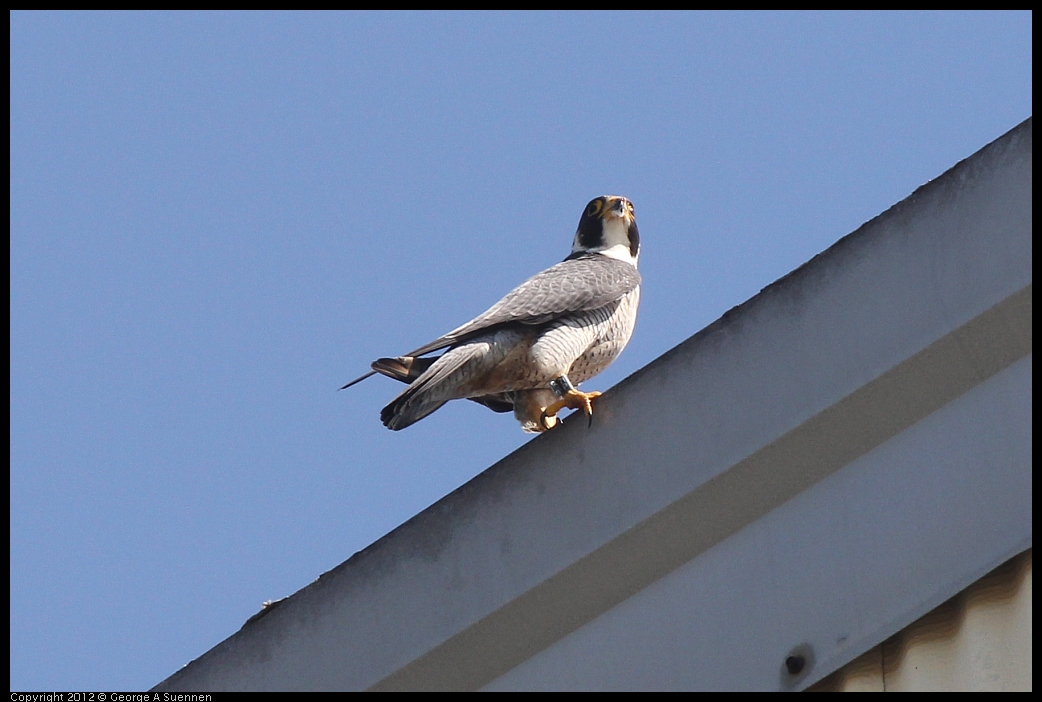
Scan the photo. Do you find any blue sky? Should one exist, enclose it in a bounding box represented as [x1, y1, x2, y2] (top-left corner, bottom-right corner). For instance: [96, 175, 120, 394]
[10, 11, 1031, 691]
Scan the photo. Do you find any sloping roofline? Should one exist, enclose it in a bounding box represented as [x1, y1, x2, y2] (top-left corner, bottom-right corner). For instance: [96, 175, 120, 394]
[157, 118, 1032, 691]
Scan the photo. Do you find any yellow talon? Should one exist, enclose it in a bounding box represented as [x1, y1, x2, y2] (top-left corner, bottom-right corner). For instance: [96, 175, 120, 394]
[541, 389, 603, 429]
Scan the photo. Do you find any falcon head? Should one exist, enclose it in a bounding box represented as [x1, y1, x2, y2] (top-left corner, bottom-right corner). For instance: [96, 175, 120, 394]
[571, 195, 640, 264]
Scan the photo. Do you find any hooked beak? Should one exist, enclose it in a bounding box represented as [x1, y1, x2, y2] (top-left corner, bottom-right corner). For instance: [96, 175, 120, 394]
[607, 198, 632, 222]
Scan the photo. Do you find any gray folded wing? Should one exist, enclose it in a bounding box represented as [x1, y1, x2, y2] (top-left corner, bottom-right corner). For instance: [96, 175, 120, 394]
[406, 254, 641, 358]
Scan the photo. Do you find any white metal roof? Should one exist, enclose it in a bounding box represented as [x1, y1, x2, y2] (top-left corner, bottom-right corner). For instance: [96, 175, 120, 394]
[156, 117, 1032, 691]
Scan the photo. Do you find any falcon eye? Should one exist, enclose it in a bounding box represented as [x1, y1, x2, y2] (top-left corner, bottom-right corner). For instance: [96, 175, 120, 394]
[586, 200, 603, 216]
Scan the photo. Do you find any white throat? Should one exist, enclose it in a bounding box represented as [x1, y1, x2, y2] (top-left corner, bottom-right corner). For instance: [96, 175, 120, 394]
[572, 216, 638, 265]
[593, 243, 638, 264]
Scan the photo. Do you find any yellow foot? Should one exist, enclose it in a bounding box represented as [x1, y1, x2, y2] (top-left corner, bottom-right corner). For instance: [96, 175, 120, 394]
[540, 389, 603, 430]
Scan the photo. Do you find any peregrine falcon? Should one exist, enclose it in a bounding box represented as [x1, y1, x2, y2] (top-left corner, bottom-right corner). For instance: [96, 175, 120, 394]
[342, 195, 641, 432]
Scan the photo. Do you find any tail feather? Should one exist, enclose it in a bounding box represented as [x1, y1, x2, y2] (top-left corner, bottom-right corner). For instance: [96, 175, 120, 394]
[339, 370, 376, 390]
[371, 356, 436, 384]
[379, 344, 489, 430]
